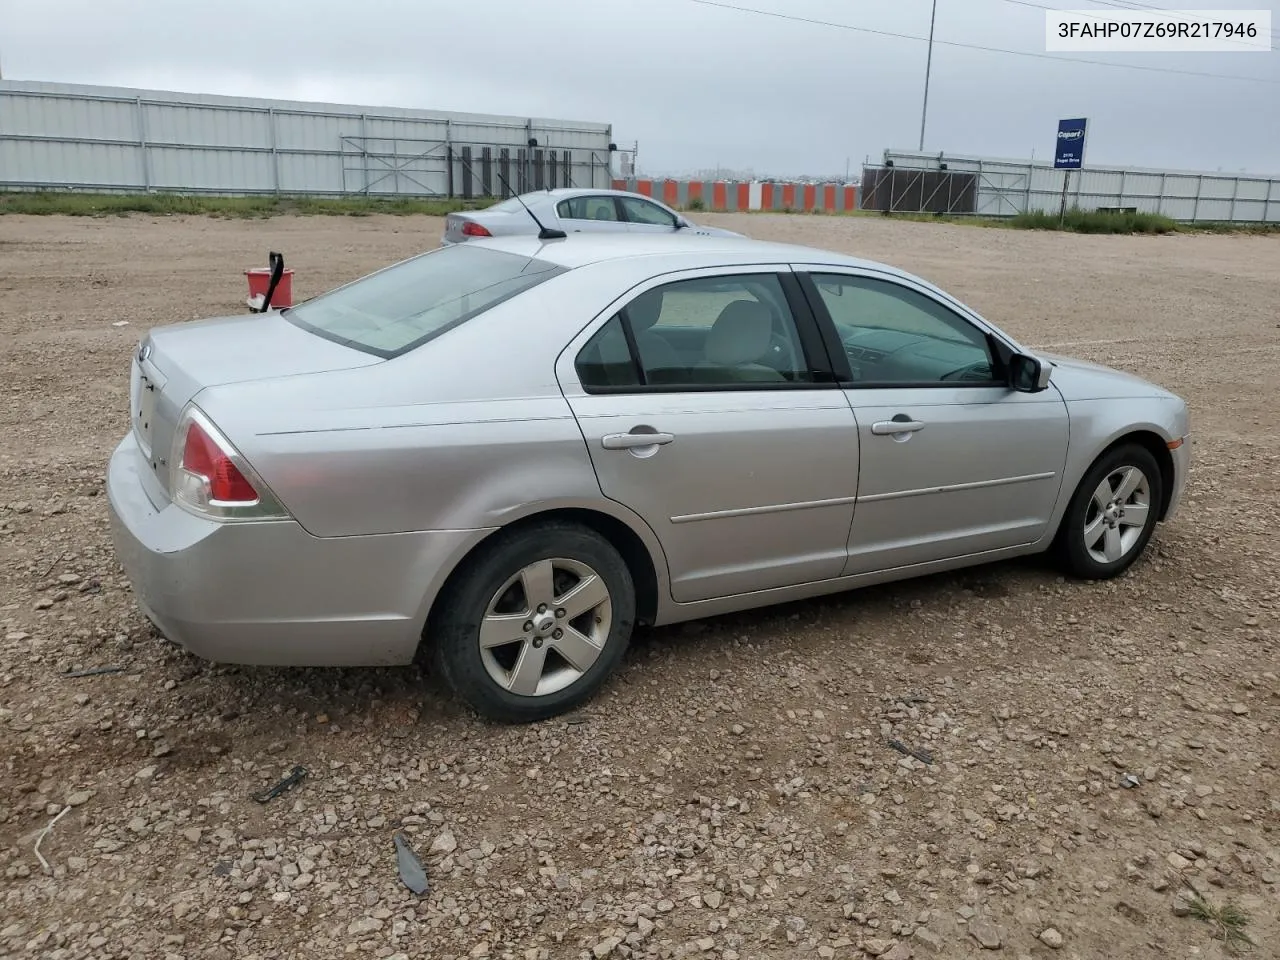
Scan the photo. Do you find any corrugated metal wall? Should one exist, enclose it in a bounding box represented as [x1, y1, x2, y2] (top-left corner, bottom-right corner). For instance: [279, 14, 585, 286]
[0, 79, 617, 197]
[874, 149, 1280, 223]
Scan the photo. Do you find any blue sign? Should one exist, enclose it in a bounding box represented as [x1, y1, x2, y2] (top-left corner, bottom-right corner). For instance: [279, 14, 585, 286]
[1054, 117, 1088, 169]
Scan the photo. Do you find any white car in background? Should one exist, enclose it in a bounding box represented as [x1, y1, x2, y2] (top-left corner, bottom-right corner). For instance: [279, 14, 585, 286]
[442, 187, 744, 244]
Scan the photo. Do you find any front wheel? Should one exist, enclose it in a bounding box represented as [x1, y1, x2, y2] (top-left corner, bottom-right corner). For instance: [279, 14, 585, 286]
[1054, 442, 1163, 579]
[430, 521, 635, 723]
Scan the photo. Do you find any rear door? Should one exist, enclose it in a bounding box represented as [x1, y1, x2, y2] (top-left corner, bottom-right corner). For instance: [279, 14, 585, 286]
[796, 268, 1070, 575]
[555, 195, 631, 234]
[556, 266, 858, 603]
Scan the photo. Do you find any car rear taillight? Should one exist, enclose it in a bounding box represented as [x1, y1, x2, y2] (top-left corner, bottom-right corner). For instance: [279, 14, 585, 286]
[182, 421, 257, 502]
[171, 405, 289, 521]
[461, 220, 492, 237]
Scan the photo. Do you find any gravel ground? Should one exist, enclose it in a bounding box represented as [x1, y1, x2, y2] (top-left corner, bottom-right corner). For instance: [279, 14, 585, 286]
[1, 211, 1277, 960]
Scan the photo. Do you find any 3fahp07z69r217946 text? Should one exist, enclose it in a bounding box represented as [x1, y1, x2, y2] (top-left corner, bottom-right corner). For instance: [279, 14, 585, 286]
[1045, 9, 1272, 52]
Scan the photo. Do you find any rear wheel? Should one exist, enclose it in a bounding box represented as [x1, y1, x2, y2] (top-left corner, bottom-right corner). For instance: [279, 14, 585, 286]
[430, 521, 635, 723]
[1054, 442, 1163, 579]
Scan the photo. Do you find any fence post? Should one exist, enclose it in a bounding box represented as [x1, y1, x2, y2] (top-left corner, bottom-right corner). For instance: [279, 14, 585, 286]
[360, 114, 370, 195]
[1193, 175, 1202, 221]
[445, 120, 453, 199]
[1118, 170, 1125, 211]
[524, 119, 533, 191]
[1229, 176, 1239, 222]
[268, 107, 280, 195]
[460, 145, 472, 199]
[135, 96, 151, 193]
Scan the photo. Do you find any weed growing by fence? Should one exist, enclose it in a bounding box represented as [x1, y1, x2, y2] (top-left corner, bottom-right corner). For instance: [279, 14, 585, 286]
[0, 192, 494, 218]
[1010, 208, 1179, 234]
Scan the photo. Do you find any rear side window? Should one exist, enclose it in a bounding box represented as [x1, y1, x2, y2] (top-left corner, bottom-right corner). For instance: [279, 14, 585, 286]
[574, 315, 642, 387]
[557, 196, 621, 221]
[285, 245, 565, 358]
[575, 273, 819, 390]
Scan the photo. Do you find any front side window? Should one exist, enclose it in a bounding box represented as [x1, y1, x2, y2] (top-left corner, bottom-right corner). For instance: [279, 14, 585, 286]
[557, 196, 621, 221]
[618, 197, 678, 227]
[575, 273, 817, 390]
[286, 245, 564, 358]
[809, 273, 999, 385]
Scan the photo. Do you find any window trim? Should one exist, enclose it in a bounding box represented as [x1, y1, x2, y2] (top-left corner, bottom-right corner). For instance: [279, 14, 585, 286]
[794, 268, 1016, 390]
[562, 265, 844, 396]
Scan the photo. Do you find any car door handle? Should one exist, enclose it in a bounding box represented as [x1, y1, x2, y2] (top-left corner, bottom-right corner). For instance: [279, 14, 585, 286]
[871, 419, 925, 435]
[601, 431, 675, 450]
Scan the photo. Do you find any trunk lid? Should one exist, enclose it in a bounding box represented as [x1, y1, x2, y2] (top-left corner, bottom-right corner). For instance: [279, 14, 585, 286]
[130, 311, 381, 495]
[443, 209, 528, 242]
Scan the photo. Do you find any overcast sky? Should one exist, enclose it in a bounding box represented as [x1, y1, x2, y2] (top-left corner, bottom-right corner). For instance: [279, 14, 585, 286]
[2, 0, 1277, 177]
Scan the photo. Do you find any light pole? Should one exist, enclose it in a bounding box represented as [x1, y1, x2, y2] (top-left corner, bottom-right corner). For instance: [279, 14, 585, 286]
[918, 0, 938, 151]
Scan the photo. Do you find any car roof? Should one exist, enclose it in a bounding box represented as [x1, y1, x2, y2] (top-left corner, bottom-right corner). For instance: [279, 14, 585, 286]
[515, 187, 688, 206]
[527, 187, 652, 200]
[466, 231, 898, 274]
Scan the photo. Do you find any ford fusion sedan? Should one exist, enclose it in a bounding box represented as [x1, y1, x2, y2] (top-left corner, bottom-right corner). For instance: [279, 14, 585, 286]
[106, 233, 1189, 723]
[441, 187, 744, 244]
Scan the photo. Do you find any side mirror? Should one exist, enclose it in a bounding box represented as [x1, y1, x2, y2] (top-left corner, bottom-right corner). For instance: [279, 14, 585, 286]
[1009, 352, 1052, 392]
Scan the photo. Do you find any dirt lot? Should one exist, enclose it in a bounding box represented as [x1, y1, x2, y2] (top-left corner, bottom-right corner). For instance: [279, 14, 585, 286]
[1, 210, 1277, 960]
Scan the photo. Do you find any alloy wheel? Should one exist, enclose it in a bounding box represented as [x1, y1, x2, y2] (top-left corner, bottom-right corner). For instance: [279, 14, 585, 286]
[1082, 465, 1151, 564]
[478, 557, 612, 697]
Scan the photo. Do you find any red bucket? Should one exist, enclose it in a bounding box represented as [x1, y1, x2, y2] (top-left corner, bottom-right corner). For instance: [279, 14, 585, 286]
[245, 266, 294, 309]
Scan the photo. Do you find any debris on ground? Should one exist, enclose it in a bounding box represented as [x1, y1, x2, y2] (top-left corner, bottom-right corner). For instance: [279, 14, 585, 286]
[886, 737, 934, 765]
[251, 764, 308, 803]
[33, 805, 72, 874]
[62, 665, 130, 678]
[393, 830, 429, 895]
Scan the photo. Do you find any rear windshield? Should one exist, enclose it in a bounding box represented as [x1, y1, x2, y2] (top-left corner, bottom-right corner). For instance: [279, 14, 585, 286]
[285, 244, 565, 358]
[487, 196, 530, 213]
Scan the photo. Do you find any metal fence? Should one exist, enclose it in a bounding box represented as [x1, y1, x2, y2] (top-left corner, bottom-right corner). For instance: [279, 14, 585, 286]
[611, 177, 859, 212]
[862, 149, 1280, 222]
[0, 79, 617, 198]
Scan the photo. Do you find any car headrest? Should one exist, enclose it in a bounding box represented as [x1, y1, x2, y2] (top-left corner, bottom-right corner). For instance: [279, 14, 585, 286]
[706, 300, 774, 366]
[627, 289, 665, 333]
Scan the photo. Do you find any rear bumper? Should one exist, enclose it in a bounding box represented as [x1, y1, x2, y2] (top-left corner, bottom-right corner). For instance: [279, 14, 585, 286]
[105, 432, 488, 667]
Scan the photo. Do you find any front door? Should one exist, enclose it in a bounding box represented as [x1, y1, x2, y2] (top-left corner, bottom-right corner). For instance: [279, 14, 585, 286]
[798, 270, 1070, 575]
[558, 268, 859, 603]
[616, 195, 682, 235]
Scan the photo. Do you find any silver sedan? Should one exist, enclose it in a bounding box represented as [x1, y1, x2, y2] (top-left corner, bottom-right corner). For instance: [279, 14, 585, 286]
[107, 233, 1190, 722]
[441, 187, 744, 244]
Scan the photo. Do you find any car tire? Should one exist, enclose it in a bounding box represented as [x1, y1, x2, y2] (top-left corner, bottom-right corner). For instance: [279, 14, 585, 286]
[1054, 442, 1164, 580]
[430, 521, 636, 723]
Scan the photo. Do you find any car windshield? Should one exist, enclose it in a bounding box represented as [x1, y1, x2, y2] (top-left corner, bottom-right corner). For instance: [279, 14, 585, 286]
[284, 244, 565, 358]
